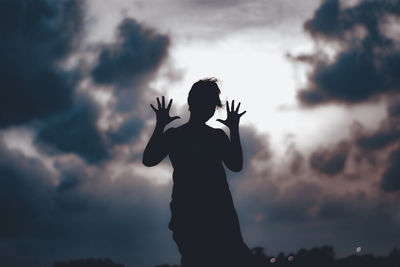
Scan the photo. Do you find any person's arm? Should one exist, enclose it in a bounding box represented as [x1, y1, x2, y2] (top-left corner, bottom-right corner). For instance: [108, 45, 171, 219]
[143, 96, 180, 167]
[217, 100, 246, 172]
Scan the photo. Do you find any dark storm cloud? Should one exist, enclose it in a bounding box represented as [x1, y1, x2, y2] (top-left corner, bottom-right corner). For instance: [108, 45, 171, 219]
[0, 1, 178, 263]
[382, 146, 400, 191]
[290, 150, 305, 175]
[91, 18, 169, 89]
[0, 0, 171, 163]
[225, 125, 271, 181]
[354, 103, 400, 191]
[240, 126, 271, 169]
[88, 16, 171, 151]
[0, 0, 109, 163]
[285, 143, 305, 175]
[310, 141, 348, 175]
[265, 182, 320, 223]
[316, 194, 366, 221]
[0, 141, 175, 267]
[236, 169, 400, 256]
[316, 193, 400, 248]
[388, 99, 400, 117]
[107, 116, 144, 144]
[314, 193, 400, 250]
[37, 14, 171, 162]
[0, 0, 83, 127]
[355, 118, 400, 151]
[34, 14, 171, 162]
[296, 0, 400, 105]
[355, 99, 400, 151]
[36, 94, 109, 163]
[0, 141, 53, 239]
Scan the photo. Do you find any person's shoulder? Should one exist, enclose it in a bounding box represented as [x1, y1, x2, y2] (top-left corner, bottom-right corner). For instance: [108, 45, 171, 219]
[165, 124, 185, 135]
[206, 125, 227, 136]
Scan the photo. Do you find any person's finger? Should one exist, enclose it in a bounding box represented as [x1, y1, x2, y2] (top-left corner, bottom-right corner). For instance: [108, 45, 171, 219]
[216, 119, 226, 125]
[235, 102, 241, 113]
[157, 97, 161, 109]
[239, 110, 247, 117]
[231, 100, 235, 112]
[162, 96, 165, 108]
[226, 101, 230, 113]
[150, 104, 157, 112]
[167, 99, 173, 111]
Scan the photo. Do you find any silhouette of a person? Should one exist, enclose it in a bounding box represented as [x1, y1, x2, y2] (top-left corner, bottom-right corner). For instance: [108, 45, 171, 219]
[143, 78, 254, 267]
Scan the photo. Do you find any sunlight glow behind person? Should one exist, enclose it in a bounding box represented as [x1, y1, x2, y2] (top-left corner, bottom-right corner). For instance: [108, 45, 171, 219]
[151, 33, 387, 160]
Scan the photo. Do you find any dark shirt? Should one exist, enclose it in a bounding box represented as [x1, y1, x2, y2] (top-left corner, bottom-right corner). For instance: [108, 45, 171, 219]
[165, 124, 234, 228]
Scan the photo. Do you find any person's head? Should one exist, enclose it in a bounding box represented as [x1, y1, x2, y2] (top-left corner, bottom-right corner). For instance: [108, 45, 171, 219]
[188, 78, 222, 123]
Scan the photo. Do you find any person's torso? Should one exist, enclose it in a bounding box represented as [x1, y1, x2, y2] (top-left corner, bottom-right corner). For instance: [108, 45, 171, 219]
[167, 124, 229, 201]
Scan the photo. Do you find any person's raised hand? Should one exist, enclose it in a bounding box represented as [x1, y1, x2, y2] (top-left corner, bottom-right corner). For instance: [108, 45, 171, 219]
[150, 96, 180, 127]
[217, 100, 246, 130]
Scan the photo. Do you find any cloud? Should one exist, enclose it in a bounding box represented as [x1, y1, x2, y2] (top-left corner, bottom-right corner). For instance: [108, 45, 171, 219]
[0, 3, 179, 264]
[292, 0, 400, 193]
[388, 98, 400, 117]
[115, 0, 319, 40]
[91, 18, 170, 113]
[285, 143, 306, 175]
[235, 168, 400, 256]
[0, 141, 53, 239]
[219, 125, 272, 182]
[310, 141, 349, 175]
[289, 0, 400, 196]
[0, 139, 177, 267]
[0, 2, 178, 264]
[107, 116, 144, 145]
[234, 158, 399, 255]
[355, 118, 400, 151]
[0, 0, 108, 163]
[37, 15, 170, 162]
[313, 192, 400, 248]
[353, 102, 400, 191]
[0, 0, 83, 128]
[264, 182, 321, 224]
[240, 125, 271, 173]
[382, 146, 400, 191]
[36, 94, 110, 163]
[296, 0, 400, 105]
[0, 0, 173, 163]
[36, 15, 171, 162]
[92, 18, 169, 89]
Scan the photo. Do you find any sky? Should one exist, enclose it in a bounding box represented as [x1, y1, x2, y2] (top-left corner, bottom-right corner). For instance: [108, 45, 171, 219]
[0, 0, 400, 266]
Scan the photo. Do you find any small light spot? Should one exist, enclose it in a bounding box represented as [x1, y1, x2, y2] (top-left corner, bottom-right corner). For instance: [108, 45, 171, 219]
[288, 255, 294, 261]
[255, 213, 264, 223]
[356, 246, 362, 253]
[270, 257, 276, 263]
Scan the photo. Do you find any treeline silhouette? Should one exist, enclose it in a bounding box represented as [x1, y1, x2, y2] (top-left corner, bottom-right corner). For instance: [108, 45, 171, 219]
[52, 258, 124, 267]
[51, 245, 400, 267]
[250, 246, 400, 267]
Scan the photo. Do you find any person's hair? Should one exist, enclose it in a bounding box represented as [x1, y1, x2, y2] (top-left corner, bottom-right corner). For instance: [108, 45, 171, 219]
[188, 78, 222, 110]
